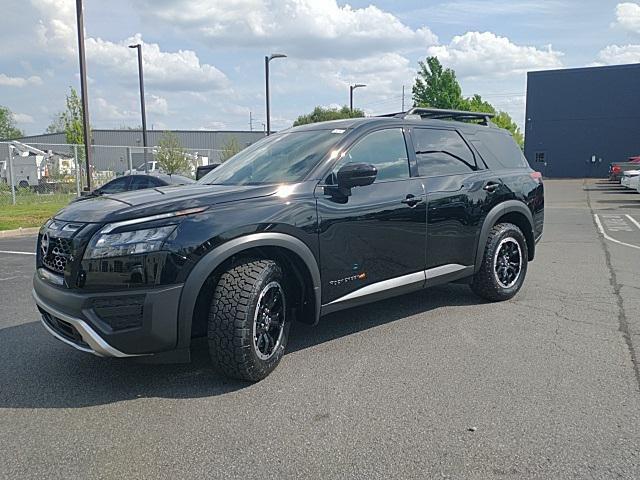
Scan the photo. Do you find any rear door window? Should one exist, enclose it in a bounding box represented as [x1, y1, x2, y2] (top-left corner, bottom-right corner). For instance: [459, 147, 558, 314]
[413, 128, 477, 176]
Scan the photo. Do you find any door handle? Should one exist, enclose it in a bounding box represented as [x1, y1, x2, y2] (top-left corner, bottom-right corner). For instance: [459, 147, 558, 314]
[483, 181, 501, 193]
[401, 195, 424, 207]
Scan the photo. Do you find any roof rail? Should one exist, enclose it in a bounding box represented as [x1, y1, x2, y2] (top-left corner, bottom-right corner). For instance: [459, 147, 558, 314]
[379, 107, 495, 125]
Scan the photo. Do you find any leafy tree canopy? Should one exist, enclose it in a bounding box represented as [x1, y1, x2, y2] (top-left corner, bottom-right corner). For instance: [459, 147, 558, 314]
[412, 57, 464, 110]
[293, 106, 364, 127]
[0, 105, 24, 140]
[47, 87, 91, 147]
[156, 131, 191, 175]
[412, 57, 524, 148]
[219, 137, 242, 162]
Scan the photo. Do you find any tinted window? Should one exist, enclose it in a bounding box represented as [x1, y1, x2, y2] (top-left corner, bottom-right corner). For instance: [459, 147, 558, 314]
[199, 130, 344, 186]
[130, 176, 158, 190]
[340, 129, 409, 182]
[472, 131, 527, 169]
[413, 128, 476, 176]
[100, 176, 130, 193]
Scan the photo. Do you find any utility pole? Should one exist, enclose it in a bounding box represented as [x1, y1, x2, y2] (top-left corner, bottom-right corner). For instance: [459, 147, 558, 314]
[402, 85, 405, 112]
[249, 111, 253, 132]
[349, 84, 366, 112]
[265, 53, 287, 136]
[75, 0, 93, 190]
[129, 43, 148, 166]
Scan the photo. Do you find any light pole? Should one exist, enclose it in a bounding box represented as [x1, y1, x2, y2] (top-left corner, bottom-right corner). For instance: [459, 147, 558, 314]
[265, 53, 286, 135]
[129, 43, 148, 170]
[349, 83, 366, 112]
[75, 0, 93, 190]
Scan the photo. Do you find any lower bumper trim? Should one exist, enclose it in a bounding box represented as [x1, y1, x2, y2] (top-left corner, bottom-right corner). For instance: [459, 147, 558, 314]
[32, 289, 149, 358]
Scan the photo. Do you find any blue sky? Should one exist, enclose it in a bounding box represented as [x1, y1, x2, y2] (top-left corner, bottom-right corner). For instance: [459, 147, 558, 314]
[1, 1, 640, 136]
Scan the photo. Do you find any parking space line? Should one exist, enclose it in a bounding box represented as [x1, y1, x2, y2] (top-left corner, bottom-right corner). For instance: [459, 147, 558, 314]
[626, 214, 640, 231]
[594, 214, 640, 251]
[0, 250, 36, 256]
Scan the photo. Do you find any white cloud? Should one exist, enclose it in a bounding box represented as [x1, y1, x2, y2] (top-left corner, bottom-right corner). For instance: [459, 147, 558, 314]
[597, 44, 640, 64]
[147, 95, 169, 116]
[0, 74, 43, 87]
[428, 32, 564, 79]
[29, 1, 229, 92]
[614, 2, 640, 33]
[13, 112, 35, 124]
[31, 0, 76, 55]
[295, 53, 414, 113]
[86, 34, 229, 92]
[140, 0, 437, 59]
[94, 97, 136, 122]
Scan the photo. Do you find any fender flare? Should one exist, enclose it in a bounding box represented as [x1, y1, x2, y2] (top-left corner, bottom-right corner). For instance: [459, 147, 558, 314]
[176, 232, 321, 349]
[474, 200, 535, 272]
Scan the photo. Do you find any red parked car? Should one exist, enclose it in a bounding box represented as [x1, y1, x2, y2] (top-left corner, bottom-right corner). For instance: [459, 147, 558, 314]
[609, 156, 640, 182]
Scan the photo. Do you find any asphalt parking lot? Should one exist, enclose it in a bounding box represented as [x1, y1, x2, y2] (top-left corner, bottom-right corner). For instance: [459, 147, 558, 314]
[1, 179, 639, 479]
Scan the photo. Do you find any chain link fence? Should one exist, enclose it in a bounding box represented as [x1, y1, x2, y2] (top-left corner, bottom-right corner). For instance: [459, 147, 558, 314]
[0, 141, 230, 207]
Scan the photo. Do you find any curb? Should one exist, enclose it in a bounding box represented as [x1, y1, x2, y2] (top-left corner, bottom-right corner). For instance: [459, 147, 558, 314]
[0, 227, 40, 239]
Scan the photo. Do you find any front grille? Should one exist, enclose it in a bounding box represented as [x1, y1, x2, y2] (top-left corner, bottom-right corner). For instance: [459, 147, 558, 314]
[39, 221, 87, 277]
[42, 237, 72, 274]
[39, 308, 89, 349]
[92, 295, 146, 331]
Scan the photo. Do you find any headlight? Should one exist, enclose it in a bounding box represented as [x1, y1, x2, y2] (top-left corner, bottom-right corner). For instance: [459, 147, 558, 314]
[85, 225, 177, 259]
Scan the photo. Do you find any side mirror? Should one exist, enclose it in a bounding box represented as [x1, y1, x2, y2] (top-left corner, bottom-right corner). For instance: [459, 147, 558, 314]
[336, 163, 377, 189]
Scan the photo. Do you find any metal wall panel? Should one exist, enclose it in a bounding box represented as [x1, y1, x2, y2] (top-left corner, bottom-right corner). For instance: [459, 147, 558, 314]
[525, 64, 640, 178]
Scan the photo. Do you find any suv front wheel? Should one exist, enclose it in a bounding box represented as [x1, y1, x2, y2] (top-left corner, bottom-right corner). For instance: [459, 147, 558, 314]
[208, 259, 290, 381]
[471, 223, 528, 302]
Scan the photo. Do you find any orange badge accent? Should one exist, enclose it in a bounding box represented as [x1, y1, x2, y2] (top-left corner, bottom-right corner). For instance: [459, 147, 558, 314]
[357, 272, 367, 280]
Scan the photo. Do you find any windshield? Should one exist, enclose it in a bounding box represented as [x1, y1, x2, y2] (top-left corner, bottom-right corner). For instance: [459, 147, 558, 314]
[198, 129, 345, 186]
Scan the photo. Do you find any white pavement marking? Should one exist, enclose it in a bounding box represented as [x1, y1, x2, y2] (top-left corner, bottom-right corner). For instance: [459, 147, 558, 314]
[594, 214, 640, 251]
[600, 214, 633, 232]
[626, 214, 640, 231]
[0, 250, 36, 256]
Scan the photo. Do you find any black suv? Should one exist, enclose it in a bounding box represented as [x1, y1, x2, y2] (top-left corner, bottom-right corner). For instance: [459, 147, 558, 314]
[33, 108, 544, 381]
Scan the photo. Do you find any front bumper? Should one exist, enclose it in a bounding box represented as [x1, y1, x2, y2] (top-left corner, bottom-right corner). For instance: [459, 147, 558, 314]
[33, 272, 183, 357]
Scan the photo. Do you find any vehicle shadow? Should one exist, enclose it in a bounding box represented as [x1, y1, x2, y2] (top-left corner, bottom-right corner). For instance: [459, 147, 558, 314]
[0, 284, 480, 409]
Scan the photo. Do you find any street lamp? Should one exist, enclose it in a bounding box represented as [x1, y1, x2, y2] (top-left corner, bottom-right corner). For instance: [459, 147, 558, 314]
[129, 43, 148, 172]
[349, 83, 366, 111]
[265, 53, 287, 135]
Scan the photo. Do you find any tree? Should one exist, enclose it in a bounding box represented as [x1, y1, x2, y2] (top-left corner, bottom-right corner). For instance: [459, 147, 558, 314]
[0, 106, 24, 140]
[412, 58, 525, 148]
[461, 94, 496, 115]
[47, 87, 90, 146]
[460, 95, 524, 147]
[219, 137, 242, 162]
[412, 57, 464, 110]
[293, 106, 364, 127]
[45, 116, 65, 134]
[493, 111, 524, 148]
[155, 132, 190, 175]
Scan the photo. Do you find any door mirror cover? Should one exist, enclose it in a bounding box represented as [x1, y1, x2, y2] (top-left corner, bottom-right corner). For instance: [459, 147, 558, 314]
[337, 163, 377, 189]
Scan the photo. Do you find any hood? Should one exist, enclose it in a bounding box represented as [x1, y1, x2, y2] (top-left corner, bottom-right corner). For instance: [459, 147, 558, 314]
[54, 184, 279, 223]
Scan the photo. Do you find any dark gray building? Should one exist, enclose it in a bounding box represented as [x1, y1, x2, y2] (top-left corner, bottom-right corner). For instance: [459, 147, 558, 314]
[524, 64, 640, 178]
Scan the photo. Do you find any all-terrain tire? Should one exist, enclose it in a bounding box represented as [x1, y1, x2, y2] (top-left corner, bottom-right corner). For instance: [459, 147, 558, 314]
[470, 223, 528, 302]
[208, 259, 290, 382]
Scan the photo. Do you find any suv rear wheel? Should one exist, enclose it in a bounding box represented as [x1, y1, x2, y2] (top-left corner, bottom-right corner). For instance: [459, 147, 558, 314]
[471, 223, 528, 302]
[208, 259, 290, 381]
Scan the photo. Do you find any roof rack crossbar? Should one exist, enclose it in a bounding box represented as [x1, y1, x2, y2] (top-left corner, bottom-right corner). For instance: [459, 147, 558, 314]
[406, 107, 494, 124]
